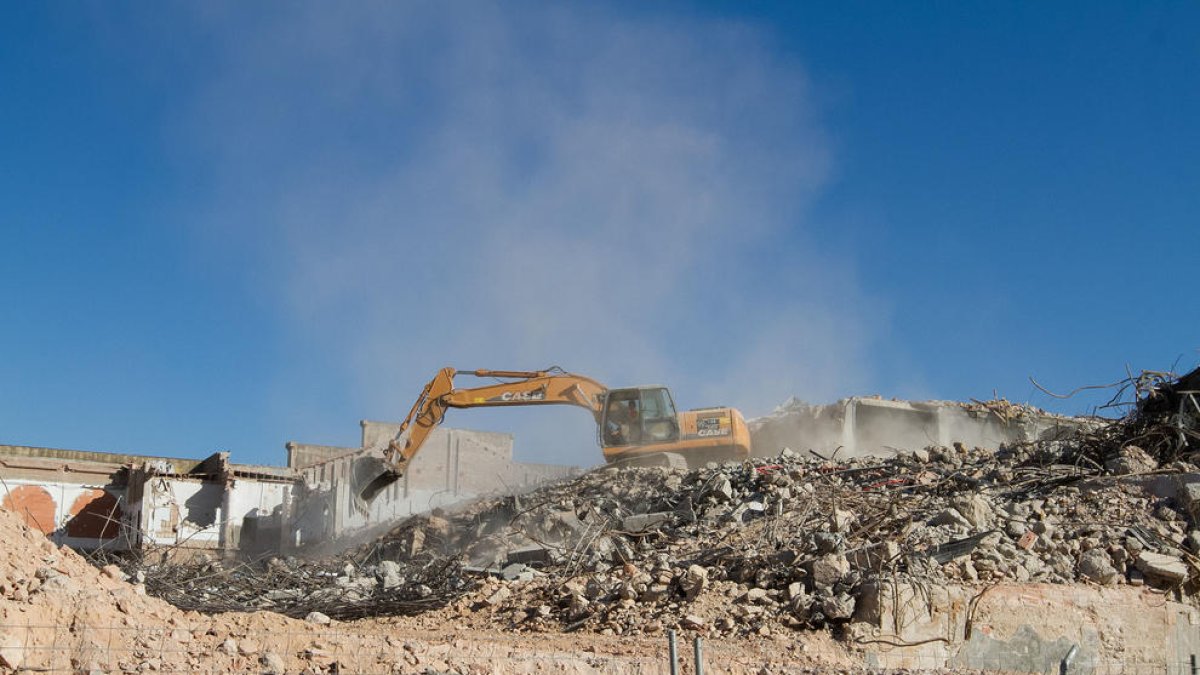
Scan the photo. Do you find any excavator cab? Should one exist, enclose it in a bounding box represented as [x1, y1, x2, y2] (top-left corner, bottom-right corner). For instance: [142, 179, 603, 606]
[601, 386, 680, 447]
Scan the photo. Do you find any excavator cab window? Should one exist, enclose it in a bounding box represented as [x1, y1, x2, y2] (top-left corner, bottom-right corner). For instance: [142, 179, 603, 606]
[602, 391, 641, 446]
[639, 387, 679, 443]
[602, 388, 679, 447]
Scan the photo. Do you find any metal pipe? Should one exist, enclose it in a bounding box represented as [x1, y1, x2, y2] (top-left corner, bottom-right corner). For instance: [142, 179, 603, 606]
[693, 636, 704, 675]
[667, 630, 678, 675]
[1059, 644, 1078, 675]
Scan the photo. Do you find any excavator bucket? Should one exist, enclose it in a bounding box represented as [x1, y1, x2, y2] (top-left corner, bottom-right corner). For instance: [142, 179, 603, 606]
[352, 452, 400, 510]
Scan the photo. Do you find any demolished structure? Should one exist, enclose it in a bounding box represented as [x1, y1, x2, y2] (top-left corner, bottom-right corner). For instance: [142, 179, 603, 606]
[2, 367, 1198, 672]
[0, 420, 575, 558]
[750, 395, 1091, 460]
[98, 367, 1200, 672]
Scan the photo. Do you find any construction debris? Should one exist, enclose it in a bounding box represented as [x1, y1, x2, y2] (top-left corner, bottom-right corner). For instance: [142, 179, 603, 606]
[116, 367, 1200, 640]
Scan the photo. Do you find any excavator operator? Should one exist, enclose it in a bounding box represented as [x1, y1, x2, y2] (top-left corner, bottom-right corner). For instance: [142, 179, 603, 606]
[605, 398, 641, 445]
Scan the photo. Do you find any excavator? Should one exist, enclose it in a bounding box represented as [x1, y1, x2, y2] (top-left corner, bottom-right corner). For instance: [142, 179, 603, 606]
[354, 367, 752, 503]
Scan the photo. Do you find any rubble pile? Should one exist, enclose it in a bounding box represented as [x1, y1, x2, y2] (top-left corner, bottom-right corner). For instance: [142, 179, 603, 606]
[130, 367, 1200, 638]
[1073, 367, 1200, 467]
[138, 551, 462, 619]
[1, 505, 798, 674]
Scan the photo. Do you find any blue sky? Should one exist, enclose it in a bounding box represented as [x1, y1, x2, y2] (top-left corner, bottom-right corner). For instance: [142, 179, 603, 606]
[2, 2, 1196, 467]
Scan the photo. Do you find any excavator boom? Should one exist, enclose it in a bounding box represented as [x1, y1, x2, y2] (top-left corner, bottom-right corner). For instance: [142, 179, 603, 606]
[354, 367, 606, 502]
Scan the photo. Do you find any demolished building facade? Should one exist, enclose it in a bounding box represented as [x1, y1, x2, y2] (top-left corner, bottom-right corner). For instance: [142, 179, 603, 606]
[0, 420, 576, 558]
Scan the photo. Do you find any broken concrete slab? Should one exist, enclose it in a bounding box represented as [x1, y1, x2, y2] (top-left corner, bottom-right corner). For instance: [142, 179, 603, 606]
[1135, 551, 1189, 585]
[621, 511, 673, 532]
[506, 545, 553, 566]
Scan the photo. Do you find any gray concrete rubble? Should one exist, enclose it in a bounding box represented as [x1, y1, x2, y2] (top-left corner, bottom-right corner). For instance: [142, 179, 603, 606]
[135, 415, 1200, 620]
[112, 366, 1200, 672]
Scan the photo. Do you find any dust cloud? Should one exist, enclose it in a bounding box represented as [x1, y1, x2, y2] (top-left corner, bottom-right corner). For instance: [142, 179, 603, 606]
[177, 3, 884, 466]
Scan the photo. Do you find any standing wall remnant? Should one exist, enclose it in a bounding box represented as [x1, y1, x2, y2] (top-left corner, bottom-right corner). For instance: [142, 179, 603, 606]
[286, 422, 578, 552]
[751, 397, 1091, 459]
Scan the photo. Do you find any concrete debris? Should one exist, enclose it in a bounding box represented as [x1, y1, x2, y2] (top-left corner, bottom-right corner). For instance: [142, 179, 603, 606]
[501, 563, 537, 582]
[112, 368, 1200, 639]
[1134, 552, 1189, 585]
[377, 560, 404, 589]
[680, 564, 708, 600]
[807, 555, 850, 592]
[621, 511, 673, 532]
[1077, 549, 1119, 585]
[1106, 445, 1158, 475]
[260, 651, 286, 674]
[483, 585, 512, 606]
[507, 545, 554, 566]
[129, 435, 1200, 634]
[304, 611, 332, 625]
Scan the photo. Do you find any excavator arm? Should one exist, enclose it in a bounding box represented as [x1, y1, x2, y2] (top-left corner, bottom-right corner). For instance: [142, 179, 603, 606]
[355, 367, 607, 502]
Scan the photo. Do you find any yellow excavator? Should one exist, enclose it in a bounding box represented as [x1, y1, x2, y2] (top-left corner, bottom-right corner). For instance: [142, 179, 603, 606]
[354, 366, 752, 502]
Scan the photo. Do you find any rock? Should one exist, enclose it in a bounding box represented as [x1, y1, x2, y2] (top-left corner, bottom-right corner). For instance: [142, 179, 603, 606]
[813, 532, 839, 554]
[501, 563, 537, 582]
[622, 512, 673, 532]
[745, 587, 769, 603]
[260, 652, 286, 675]
[640, 583, 670, 603]
[808, 554, 850, 591]
[847, 541, 900, 570]
[679, 565, 708, 600]
[709, 475, 734, 502]
[1156, 506, 1178, 522]
[101, 564, 128, 582]
[1106, 445, 1157, 475]
[680, 615, 706, 629]
[831, 508, 855, 532]
[1176, 480, 1200, 523]
[484, 585, 512, 606]
[952, 494, 993, 528]
[1078, 549, 1119, 585]
[930, 508, 972, 529]
[1185, 531, 1200, 554]
[305, 611, 332, 625]
[219, 638, 237, 654]
[820, 593, 856, 621]
[1135, 552, 1189, 585]
[377, 560, 404, 589]
[507, 545, 552, 565]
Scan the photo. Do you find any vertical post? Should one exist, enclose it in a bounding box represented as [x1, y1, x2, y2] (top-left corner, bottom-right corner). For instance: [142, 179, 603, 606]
[667, 630, 678, 675]
[1190, 653, 1196, 675]
[693, 636, 704, 675]
[840, 398, 857, 456]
